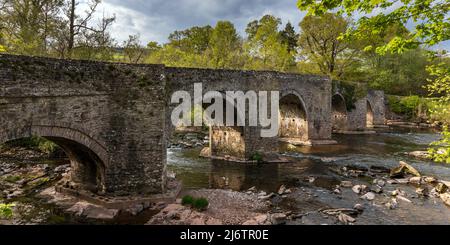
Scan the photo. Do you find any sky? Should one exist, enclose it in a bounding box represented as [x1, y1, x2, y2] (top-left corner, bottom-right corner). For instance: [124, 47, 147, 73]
[88, 0, 449, 51]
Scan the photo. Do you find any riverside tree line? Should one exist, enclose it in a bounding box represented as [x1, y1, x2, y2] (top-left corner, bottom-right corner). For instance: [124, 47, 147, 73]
[0, 0, 449, 163]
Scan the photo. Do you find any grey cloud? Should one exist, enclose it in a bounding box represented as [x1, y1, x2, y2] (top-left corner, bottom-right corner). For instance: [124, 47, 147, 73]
[101, 0, 304, 44]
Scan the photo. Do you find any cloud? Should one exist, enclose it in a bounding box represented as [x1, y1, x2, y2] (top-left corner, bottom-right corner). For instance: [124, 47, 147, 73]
[85, 0, 448, 51]
[95, 0, 304, 44]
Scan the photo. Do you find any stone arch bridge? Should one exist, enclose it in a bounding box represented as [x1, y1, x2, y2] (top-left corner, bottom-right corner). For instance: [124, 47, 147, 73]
[0, 54, 385, 197]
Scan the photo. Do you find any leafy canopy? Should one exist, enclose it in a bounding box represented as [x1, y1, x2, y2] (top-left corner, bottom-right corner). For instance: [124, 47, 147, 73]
[297, 0, 450, 54]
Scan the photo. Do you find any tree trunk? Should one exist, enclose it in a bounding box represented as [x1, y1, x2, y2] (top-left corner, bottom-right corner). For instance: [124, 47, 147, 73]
[68, 0, 75, 58]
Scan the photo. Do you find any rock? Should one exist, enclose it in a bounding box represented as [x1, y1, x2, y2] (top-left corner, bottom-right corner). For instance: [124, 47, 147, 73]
[340, 181, 353, 188]
[371, 185, 383, 194]
[307, 177, 316, 183]
[338, 213, 356, 225]
[353, 204, 365, 212]
[352, 185, 367, 194]
[278, 185, 287, 195]
[385, 198, 399, 210]
[361, 192, 376, 201]
[416, 187, 429, 197]
[376, 179, 386, 187]
[270, 213, 287, 225]
[254, 214, 268, 224]
[258, 193, 275, 201]
[440, 193, 450, 206]
[397, 196, 412, 203]
[424, 176, 438, 184]
[84, 206, 119, 220]
[435, 183, 449, 194]
[390, 161, 421, 178]
[199, 147, 211, 158]
[409, 151, 429, 159]
[67, 201, 118, 220]
[127, 204, 144, 216]
[242, 220, 258, 225]
[409, 177, 422, 185]
[441, 180, 450, 188]
[352, 185, 362, 194]
[333, 188, 342, 195]
[248, 186, 257, 192]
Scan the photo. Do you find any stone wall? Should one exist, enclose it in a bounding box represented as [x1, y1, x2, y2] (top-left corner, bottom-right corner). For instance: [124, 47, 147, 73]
[367, 90, 386, 126]
[0, 54, 167, 196]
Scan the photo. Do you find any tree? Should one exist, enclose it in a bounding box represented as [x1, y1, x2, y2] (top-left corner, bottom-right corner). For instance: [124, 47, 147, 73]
[208, 21, 242, 69]
[297, 0, 449, 54]
[168, 25, 212, 54]
[298, 13, 355, 77]
[245, 15, 294, 71]
[280, 22, 298, 53]
[60, 0, 115, 58]
[0, 0, 63, 55]
[122, 34, 146, 64]
[297, 0, 449, 162]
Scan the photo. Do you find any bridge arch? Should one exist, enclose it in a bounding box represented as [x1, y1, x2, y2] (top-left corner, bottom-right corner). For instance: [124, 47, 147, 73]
[332, 93, 348, 132]
[279, 91, 309, 142]
[0, 125, 109, 194]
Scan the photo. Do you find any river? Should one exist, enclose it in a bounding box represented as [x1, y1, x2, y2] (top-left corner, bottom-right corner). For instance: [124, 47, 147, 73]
[1, 127, 449, 224]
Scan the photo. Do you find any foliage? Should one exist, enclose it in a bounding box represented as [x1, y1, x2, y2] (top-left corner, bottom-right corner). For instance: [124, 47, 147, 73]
[250, 152, 263, 163]
[0, 0, 116, 59]
[365, 49, 430, 95]
[298, 13, 356, 78]
[429, 127, 450, 164]
[4, 175, 21, 183]
[192, 197, 209, 211]
[280, 22, 298, 53]
[297, 0, 450, 54]
[208, 21, 242, 69]
[244, 15, 295, 72]
[333, 80, 367, 110]
[0, 203, 15, 219]
[181, 195, 194, 206]
[181, 195, 209, 211]
[122, 34, 147, 64]
[387, 95, 427, 119]
[0, 45, 5, 52]
[3, 136, 58, 154]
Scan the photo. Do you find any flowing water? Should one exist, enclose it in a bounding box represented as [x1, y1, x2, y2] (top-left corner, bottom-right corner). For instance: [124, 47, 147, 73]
[168, 127, 450, 225]
[1, 127, 449, 224]
[169, 127, 449, 192]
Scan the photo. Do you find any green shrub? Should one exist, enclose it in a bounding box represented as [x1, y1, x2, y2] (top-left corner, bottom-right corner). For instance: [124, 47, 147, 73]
[250, 152, 263, 163]
[181, 195, 195, 206]
[387, 95, 432, 120]
[429, 126, 450, 164]
[193, 197, 209, 211]
[181, 196, 209, 211]
[4, 136, 58, 154]
[0, 203, 15, 219]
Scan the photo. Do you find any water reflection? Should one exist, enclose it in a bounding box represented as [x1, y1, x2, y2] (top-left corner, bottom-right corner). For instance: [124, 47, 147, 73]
[168, 128, 450, 193]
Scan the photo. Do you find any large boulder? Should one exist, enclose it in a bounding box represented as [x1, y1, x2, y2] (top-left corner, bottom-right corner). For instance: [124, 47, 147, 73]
[390, 161, 421, 178]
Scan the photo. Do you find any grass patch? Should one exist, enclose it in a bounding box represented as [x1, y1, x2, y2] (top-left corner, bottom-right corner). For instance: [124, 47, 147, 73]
[181, 195, 209, 211]
[0, 203, 15, 219]
[4, 175, 21, 183]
